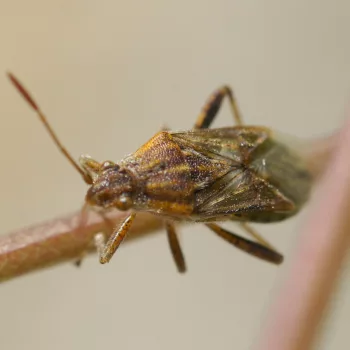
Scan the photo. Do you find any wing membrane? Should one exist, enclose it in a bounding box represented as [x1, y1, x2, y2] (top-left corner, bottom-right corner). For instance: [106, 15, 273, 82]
[171, 126, 310, 222]
[194, 169, 295, 221]
[171, 126, 271, 165]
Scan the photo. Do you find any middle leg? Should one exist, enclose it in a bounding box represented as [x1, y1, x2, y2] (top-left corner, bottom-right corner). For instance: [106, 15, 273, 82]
[165, 221, 186, 273]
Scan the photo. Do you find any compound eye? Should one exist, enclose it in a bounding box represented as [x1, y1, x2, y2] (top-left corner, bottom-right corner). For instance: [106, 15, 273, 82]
[101, 161, 117, 171]
[116, 194, 133, 211]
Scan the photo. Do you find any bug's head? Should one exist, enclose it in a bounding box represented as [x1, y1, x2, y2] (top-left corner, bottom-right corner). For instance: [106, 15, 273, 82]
[79, 155, 135, 211]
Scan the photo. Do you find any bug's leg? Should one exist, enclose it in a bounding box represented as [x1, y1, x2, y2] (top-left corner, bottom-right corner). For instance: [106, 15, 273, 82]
[74, 206, 118, 266]
[239, 222, 279, 252]
[74, 253, 86, 267]
[165, 221, 186, 273]
[73, 203, 94, 267]
[160, 124, 170, 131]
[94, 232, 107, 258]
[99, 213, 137, 264]
[75, 232, 109, 267]
[194, 85, 243, 129]
[205, 223, 283, 264]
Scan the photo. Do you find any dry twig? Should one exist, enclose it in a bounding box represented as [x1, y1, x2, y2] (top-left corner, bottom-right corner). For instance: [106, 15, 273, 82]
[0, 210, 163, 283]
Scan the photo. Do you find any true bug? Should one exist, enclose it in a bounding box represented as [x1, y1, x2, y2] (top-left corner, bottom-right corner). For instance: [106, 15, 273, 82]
[8, 73, 313, 272]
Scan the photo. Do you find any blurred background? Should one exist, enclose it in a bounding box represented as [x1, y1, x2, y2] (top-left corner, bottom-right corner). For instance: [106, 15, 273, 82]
[0, 1, 350, 349]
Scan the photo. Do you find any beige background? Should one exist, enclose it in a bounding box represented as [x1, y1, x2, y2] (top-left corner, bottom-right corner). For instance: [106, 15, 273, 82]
[0, 1, 350, 349]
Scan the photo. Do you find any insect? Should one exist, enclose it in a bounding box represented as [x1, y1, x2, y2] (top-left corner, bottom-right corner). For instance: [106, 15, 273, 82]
[8, 73, 313, 272]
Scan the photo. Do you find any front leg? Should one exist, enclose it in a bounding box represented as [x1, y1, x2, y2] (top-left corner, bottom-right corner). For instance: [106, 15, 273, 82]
[98, 213, 137, 264]
[194, 85, 243, 129]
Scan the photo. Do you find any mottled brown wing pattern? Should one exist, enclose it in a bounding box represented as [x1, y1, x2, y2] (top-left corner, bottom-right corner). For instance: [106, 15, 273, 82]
[171, 126, 308, 223]
[193, 169, 295, 222]
[171, 126, 272, 165]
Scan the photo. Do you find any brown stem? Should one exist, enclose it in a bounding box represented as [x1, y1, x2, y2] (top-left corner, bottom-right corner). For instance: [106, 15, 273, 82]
[0, 210, 163, 283]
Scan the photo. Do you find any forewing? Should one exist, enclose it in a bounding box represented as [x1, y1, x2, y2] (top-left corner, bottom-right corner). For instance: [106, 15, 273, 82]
[194, 169, 295, 221]
[171, 127, 307, 222]
[171, 126, 271, 165]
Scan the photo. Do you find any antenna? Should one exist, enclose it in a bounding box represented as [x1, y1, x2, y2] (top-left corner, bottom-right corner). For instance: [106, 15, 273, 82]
[7, 72, 92, 184]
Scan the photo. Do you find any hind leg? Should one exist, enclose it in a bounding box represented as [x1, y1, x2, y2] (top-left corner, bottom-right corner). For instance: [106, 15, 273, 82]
[194, 85, 243, 129]
[205, 223, 283, 264]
